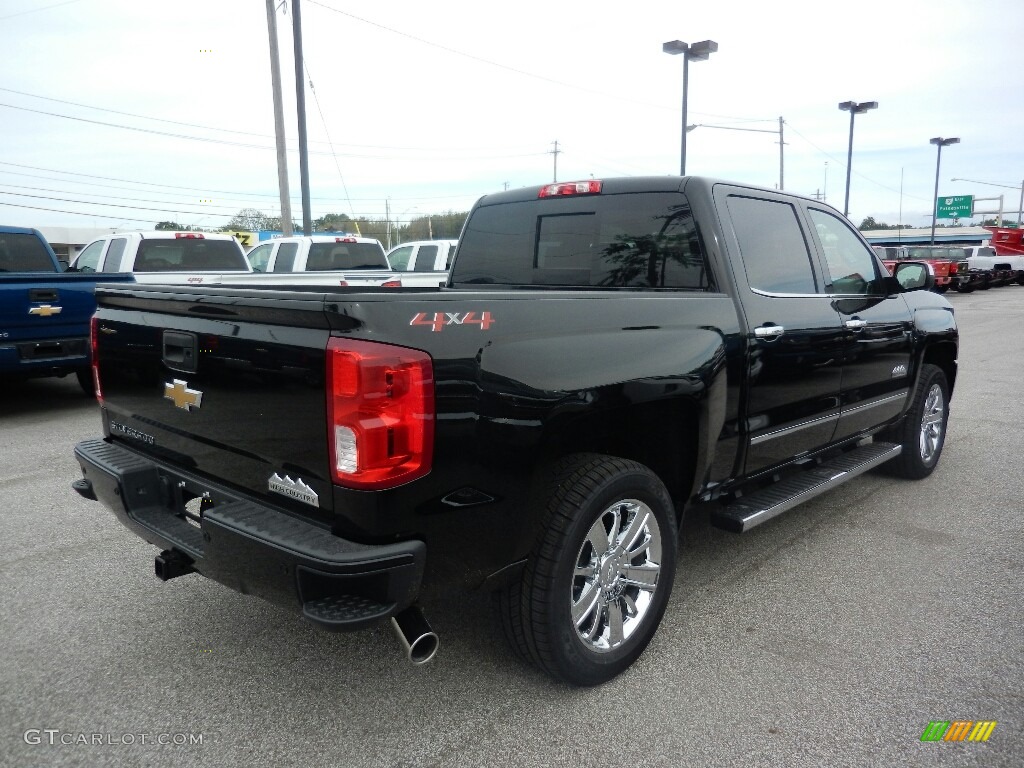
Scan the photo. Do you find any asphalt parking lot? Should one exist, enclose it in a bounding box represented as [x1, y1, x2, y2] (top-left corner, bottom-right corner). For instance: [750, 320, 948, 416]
[2, 287, 1021, 767]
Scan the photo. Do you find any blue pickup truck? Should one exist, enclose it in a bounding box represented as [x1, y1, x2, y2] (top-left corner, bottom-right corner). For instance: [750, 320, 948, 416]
[0, 225, 132, 392]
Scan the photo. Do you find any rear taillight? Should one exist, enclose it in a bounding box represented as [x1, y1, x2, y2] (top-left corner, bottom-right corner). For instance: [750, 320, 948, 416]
[90, 315, 102, 401]
[326, 338, 434, 489]
[381, 280, 402, 288]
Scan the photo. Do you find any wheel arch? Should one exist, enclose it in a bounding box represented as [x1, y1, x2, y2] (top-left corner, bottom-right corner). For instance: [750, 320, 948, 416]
[921, 340, 957, 397]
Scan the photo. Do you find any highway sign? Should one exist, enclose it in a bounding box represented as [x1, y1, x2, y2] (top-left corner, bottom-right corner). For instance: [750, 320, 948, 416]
[936, 195, 973, 219]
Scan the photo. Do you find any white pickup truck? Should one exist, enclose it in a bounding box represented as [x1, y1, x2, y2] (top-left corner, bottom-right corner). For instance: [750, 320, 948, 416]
[68, 231, 251, 279]
[386, 239, 457, 273]
[238, 235, 448, 287]
[962, 245, 1024, 287]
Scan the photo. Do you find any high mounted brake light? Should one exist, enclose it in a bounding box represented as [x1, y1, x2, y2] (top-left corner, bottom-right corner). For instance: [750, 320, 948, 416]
[538, 180, 603, 198]
[174, 233, 205, 239]
[336, 237, 357, 243]
[326, 338, 434, 490]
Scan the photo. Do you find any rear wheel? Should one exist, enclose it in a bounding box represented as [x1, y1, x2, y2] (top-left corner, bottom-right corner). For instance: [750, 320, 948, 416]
[498, 454, 677, 686]
[879, 364, 949, 479]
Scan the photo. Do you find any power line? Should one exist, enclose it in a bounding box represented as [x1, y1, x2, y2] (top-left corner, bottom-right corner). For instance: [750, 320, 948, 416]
[0, 161, 480, 202]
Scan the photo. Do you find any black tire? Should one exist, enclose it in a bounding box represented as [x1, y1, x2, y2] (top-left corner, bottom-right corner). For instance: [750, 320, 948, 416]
[498, 453, 677, 686]
[977, 275, 991, 290]
[879, 364, 949, 479]
[75, 368, 95, 396]
[954, 281, 974, 294]
[1016, 275, 1024, 286]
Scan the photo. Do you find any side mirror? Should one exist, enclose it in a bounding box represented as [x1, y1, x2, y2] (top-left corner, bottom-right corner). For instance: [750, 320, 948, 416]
[892, 261, 935, 292]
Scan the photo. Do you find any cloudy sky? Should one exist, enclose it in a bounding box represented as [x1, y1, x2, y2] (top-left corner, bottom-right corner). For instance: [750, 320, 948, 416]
[2, 0, 1022, 233]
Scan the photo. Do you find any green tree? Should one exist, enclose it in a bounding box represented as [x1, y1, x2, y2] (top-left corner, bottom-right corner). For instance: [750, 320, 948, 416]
[225, 208, 270, 231]
[155, 221, 186, 231]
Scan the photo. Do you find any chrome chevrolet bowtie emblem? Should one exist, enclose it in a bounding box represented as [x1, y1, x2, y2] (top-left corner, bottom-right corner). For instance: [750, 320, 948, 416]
[164, 379, 203, 411]
[29, 304, 62, 317]
[268, 473, 319, 507]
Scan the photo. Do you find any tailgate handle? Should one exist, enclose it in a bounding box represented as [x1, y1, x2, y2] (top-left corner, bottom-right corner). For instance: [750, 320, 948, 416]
[163, 331, 198, 373]
[30, 288, 59, 302]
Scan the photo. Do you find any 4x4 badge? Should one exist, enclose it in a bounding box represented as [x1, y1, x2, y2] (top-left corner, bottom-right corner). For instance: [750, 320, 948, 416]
[164, 379, 203, 411]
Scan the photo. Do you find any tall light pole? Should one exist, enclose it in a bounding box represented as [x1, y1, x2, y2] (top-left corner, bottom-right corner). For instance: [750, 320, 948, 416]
[838, 100, 878, 218]
[929, 137, 960, 245]
[663, 39, 718, 176]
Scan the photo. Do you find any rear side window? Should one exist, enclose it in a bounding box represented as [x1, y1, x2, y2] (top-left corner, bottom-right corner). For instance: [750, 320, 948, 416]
[413, 245, 439, 272]
[451, 192, 710, 289]
[134, 239, 246, 272]
[306, 242, 387, 271]
[71, 240, 106, 273]
[0, 232, 57, 272]
[273, 242, 299, 272]
[727, 195, 817, 294]
[103, 238, 127, 271]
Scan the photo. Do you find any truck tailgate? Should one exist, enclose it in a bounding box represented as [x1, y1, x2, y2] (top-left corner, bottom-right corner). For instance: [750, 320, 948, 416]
[94, 286, 335, 518]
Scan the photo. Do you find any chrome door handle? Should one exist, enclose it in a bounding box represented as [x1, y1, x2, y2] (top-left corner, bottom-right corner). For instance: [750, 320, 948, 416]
[845, 318, 867, 329]
[754, 325, 785, 339]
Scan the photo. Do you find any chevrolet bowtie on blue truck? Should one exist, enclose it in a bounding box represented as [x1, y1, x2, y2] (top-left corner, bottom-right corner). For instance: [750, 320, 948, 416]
[0, 225, 132, 392]
[72, 177, 958, 685]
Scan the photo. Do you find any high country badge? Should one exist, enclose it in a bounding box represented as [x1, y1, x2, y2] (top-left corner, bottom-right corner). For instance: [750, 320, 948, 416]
[268, 473, 319, 508]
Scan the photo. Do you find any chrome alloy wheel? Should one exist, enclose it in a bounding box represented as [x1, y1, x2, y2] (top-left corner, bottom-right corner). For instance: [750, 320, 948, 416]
[919, 383, 945, 464]
[570, 499, 663, 653]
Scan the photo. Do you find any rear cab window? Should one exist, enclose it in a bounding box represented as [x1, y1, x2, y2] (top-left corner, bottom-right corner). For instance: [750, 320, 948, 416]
[306, 241, 387, 270]
[134, 238, 247, 272]
[451, 191, 712, 290]
[0, 232, 57, 272]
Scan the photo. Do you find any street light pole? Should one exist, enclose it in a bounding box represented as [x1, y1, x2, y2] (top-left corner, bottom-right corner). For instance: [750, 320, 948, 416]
[930, 137, 960, 245]
[838, 100, 878, 218]
[663, 39, 718, 176]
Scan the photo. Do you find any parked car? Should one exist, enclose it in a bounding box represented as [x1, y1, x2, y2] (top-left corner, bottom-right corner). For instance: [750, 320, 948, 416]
[68, 231, 250, 280]
[386, 240, 458, 273]
[73, 176, 956, 685]
[242, 235, 449, 287]
[873, 245, 967, 293]
[0, 225, 132, 392]
[961, 244, 1024, 287]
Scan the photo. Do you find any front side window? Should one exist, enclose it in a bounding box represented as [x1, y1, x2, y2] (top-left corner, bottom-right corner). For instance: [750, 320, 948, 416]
[247, 243, 272, 272]
[727, 196, 817, 294]
[809, 208, 882, 295]
[71, 240, 106, 273]
[452, 192, 710, 290]
[388, 246, 413, 270]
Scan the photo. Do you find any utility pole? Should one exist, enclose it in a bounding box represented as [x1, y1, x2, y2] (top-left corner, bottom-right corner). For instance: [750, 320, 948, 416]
[265, 0, 293, 236]
[551, 141, 560, 182]
[291, 0, 312, 235]
[778, 116, 785, 191]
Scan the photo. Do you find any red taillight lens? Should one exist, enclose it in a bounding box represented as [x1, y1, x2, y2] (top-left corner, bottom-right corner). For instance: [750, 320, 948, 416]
[90, 315, 102, 401]
[538, 180, 602, 198]
[335, 237, 357, 243]
[174, 232, 205, 239]
[326, 338, 434, 489]
[381, 280, 402, 288]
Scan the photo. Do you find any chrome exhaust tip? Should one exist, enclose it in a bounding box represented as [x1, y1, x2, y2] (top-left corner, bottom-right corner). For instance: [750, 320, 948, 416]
[391, 606, 439, 665]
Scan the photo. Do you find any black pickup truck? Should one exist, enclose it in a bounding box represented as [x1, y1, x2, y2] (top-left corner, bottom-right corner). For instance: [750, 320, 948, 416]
[72, 177, 958, 685]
